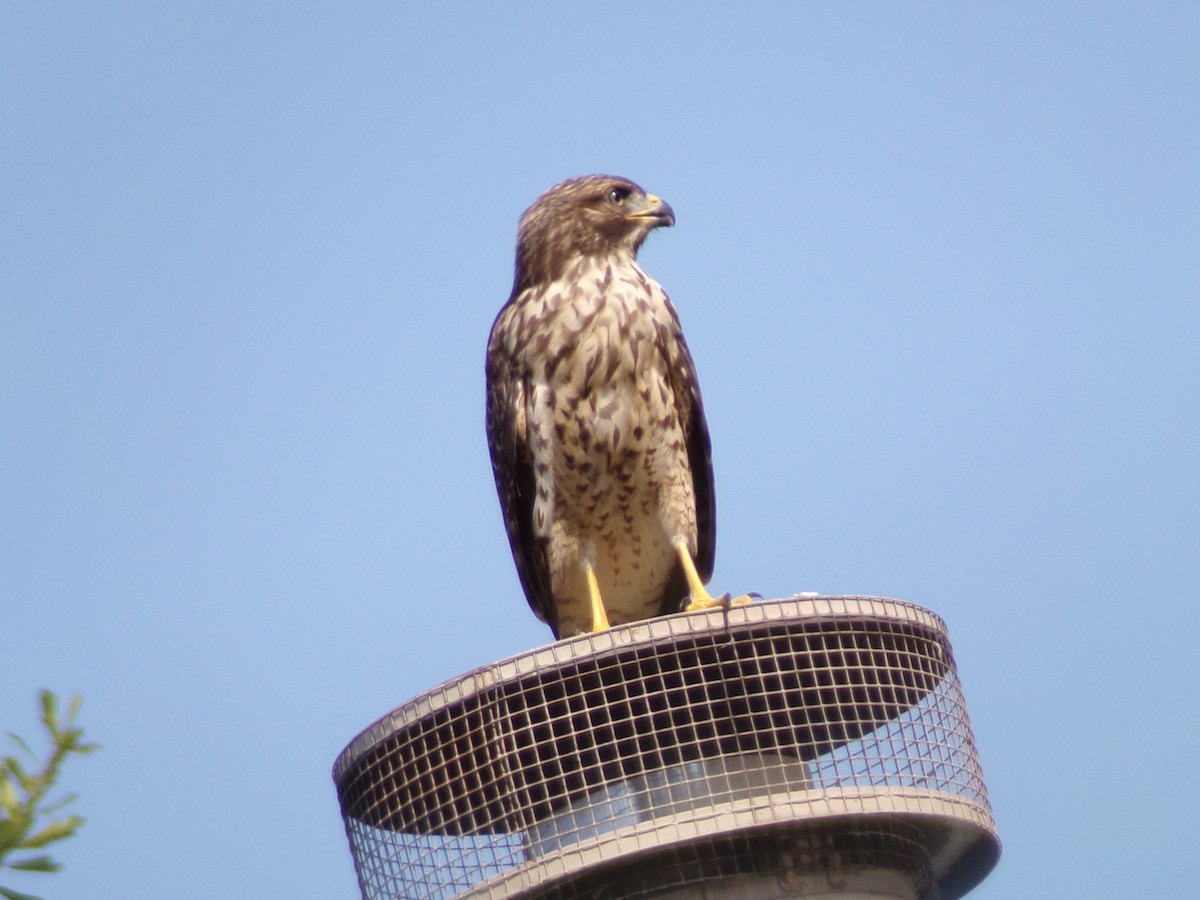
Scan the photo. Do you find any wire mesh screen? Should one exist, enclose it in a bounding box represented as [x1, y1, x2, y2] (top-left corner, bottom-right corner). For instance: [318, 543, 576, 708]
[334, 596, 998, 900]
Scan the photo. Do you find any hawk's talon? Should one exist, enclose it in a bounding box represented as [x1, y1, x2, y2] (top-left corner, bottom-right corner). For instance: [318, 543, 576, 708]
[681, 590, 754, 614]
[674, 537, 754, 615]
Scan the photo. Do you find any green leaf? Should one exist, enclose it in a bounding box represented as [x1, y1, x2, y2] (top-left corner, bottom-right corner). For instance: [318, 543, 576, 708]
[37, 794, 77, 817]
[37, 693, 56, 740]
[8, 855, 60, 873]
[1, 759, 33, 794]
[3, 735, 33, 759]
[18, 816, 81, 850]
[0, 816, 32, 849]
[1, 814, 31, 849]
[0, 885, 45, 900]
[0, 779, 20, 818]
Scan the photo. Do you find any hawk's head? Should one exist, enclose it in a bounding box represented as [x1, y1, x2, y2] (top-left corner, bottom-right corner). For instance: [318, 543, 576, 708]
[512, 175, 675, 294]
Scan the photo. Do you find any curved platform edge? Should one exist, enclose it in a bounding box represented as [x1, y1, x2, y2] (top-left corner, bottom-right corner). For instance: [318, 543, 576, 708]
[455, 788, 998, 900]
[334, 595, 947, 784]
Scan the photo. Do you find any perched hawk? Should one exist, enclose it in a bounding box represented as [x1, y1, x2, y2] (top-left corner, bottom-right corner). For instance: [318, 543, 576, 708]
[486, 175, 748, 639]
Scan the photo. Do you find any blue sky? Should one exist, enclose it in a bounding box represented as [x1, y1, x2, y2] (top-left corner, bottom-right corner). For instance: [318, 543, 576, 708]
[2, 3, 1197, 897]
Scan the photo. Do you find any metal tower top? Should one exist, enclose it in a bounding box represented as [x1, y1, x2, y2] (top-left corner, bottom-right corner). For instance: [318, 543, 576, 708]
[334, 596, 999, 899]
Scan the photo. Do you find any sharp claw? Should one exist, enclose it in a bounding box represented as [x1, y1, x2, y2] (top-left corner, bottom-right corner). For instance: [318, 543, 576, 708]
[682, 589, 753, 614]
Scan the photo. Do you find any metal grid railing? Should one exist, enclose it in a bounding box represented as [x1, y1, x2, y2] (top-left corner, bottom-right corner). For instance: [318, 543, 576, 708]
[334, 596, 998, 900]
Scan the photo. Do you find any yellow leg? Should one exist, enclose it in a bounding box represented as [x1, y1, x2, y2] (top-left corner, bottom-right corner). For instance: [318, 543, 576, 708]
[675, 540, 753, 612]
[585, 564, 611, 632]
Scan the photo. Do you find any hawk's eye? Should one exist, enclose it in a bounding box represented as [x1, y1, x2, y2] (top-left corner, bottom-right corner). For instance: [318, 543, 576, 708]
[607, 187, 629, 206]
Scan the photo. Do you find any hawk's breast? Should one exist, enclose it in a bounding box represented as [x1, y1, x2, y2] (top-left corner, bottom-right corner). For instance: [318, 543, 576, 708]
[507, 255, 696, 629]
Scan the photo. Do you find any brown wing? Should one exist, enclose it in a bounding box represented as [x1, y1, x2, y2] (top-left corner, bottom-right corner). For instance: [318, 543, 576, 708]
[656, 297, 717, 610]
[485, 305, 560, 635]
[684, 354, 717, 585]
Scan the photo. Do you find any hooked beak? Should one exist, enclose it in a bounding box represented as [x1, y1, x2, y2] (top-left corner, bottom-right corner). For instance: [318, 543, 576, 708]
[628, 192, 675, 228]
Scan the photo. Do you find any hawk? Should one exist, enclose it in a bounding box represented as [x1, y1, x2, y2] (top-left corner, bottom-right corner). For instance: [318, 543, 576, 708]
[486, 175, 749, 639]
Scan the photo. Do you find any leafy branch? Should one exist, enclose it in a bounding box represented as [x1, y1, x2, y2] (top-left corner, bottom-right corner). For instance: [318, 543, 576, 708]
[1, 691, 98, 900]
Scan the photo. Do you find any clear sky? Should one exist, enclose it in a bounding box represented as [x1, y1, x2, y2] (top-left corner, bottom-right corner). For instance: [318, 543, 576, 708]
[2, 3, 1197, 897]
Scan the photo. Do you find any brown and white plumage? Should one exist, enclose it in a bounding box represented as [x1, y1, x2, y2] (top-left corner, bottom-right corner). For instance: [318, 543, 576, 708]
[486, 175, 745, 639]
